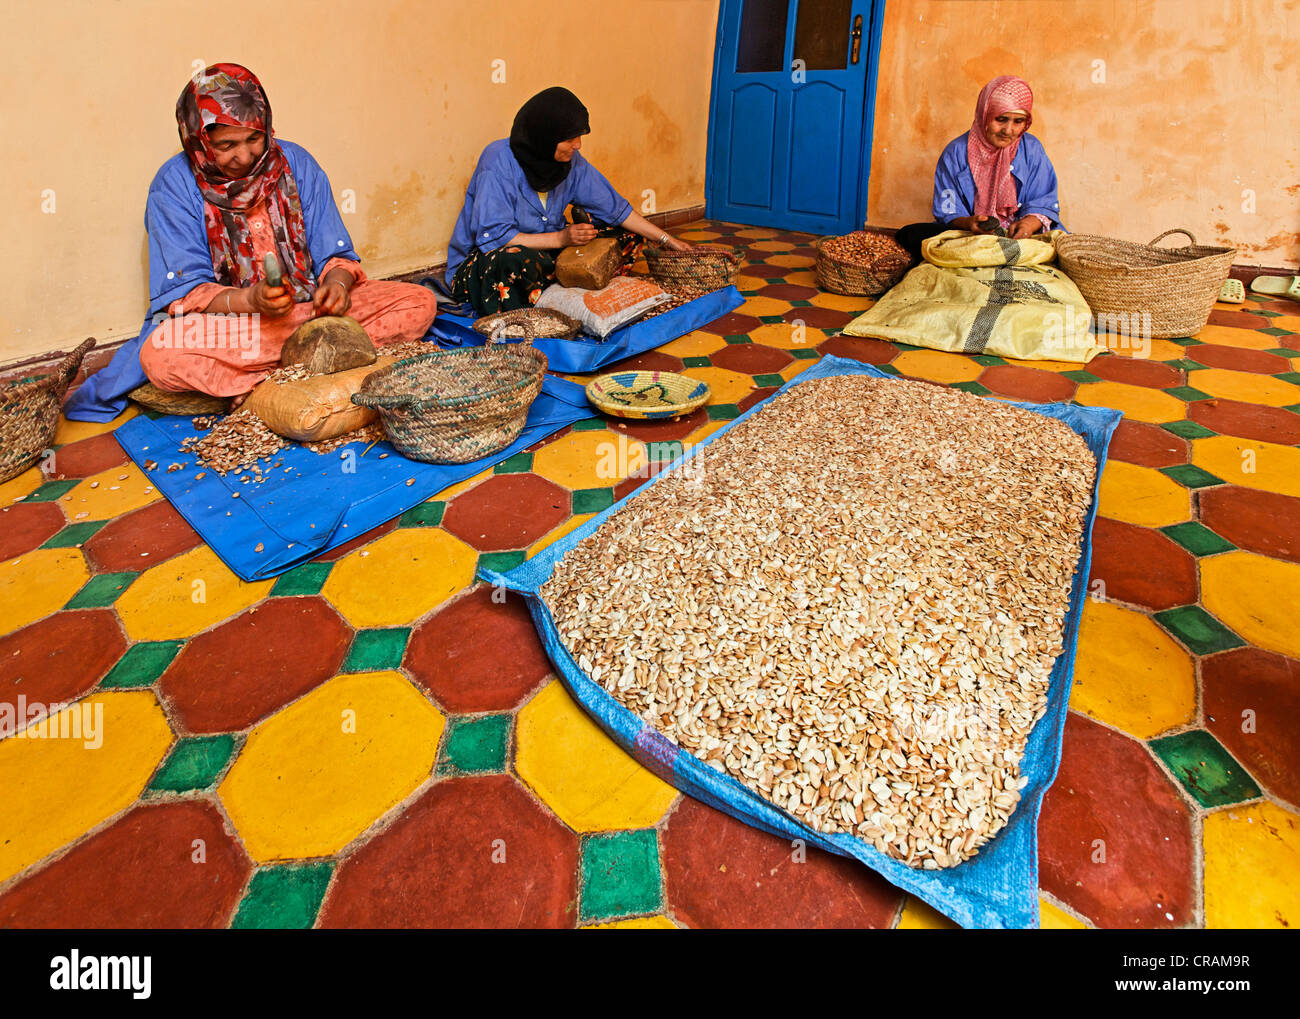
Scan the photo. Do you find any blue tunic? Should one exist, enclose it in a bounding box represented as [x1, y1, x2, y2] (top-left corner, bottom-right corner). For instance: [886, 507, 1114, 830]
[65, 141, 359, 421]
[445, 139, 633, 281]
[931, 132, 1063, 229]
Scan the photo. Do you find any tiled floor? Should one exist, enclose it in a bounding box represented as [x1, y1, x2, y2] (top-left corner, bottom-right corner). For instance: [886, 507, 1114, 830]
[1, 220, 1297, 929]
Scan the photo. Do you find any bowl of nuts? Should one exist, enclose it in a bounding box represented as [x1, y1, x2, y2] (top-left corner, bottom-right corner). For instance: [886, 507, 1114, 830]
[815, 228, 912, 296]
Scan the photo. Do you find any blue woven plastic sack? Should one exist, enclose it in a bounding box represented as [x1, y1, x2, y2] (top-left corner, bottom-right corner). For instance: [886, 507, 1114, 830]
[481, 356, 1121, 928]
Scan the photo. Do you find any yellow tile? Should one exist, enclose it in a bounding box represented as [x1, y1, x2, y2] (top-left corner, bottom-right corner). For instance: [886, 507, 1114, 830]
[778, 360, 816, 382]
[1203, 802, 1300, 929]
[1071, 600, 1195, 739]
[1, 467, 44, 505]
[1001, 356, 1095, 373]
[0, 690, 174, 883]
[533, 430, 648, 490]
[733, 273, 767, 293]
[1073, 381, 1186, 423]
[218, 671, 443, 862]
[1187, 368, 1300, 408]
[748, 322, 820, 351]
[765, 253, 814, 268]
[582, 915, 679, 929]
[527, 514, 594, 559]
[733, 228, 775, 240]
[681, 366, 755, 406]
[321, 528, 476, 628]
[53, 408, 139, 446]
[62, 463, 162, 522]
[0, 548, 89, 637]
[1096, 461, 1190, 529]
[747, 240, 792, 253]
[738, 296, 795, 318]
[1191, 435, 1300, 498]
[1192, 325, 1291, 351]
[516, 680, 677, 832]
[677, 230, 720, 242]
[783, 270, 817, 288]
[1267, 314, 1300, 332]
[896, 896, 957, 929]
[116, 545, 272, 641]
[658, 330, 727, 358]
[1039, 898, 1089, 929]
[1201, 552, 1300, 659]
[682, 421, 730, 449]
[808, 292, 877, 313]
[433, 467, 492, 501]
[1099, 338, 1189, 362]
[893, 349, 983, 385]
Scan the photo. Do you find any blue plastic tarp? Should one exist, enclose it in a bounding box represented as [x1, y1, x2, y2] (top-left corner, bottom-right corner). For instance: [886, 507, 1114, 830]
[113, 375, 594, 582]
[481, 354, 1122, 929]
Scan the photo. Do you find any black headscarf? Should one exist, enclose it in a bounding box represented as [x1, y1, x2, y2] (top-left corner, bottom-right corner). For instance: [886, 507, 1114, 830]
[509, 87, 591, 192]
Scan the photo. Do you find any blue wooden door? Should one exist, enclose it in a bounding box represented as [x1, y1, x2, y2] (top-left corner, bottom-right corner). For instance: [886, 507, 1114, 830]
[706, 0, 884, 235]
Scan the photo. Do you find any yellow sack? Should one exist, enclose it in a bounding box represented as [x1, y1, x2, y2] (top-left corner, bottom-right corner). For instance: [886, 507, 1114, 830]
[842, 230, 1104, 363]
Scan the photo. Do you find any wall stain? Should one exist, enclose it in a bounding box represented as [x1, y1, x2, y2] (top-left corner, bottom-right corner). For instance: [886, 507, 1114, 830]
[360, 171, 428, 263]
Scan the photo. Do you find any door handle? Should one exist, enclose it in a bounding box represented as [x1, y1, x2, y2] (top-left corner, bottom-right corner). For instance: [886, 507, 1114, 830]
[851, 14, 863, 65]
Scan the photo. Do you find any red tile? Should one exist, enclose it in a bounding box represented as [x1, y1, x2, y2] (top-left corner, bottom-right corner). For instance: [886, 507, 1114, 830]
[1185, 344, 1290, 375]
[1207, 310, 1270, 330]
[1273, 334, 1300, 351]
[318, 775, 578, 928]
[1199, 486, 1300, 564]
[1187, 398, 1300, 445]
[0, 801, 251, 928]
[311, 518, 399, 562]
[1088, 354, 1183, 389]
[1254, 300, 1300, 317]
[738, 387, 779, 413]
[740, 263, 805, 279]
[700, 312, 763, 336]
[661, 797, 902, 929]
[442, 474, 569, 551]
[1039, 712, 1195, 928]
[159, 596, 350, 733]
[1107, 419, 1187, 468]
[0, 610, 126, 719]
[757, 283, 818, 301]
[604, 350, 685, 374]
[83, 500, 202, 573]
[406, 585, 552, 712]
[816, 335, 898, 365]
[47, 432, 130, 479]
[979, 365, 1077, 402]
[783, 307, 855, 329]
[1088, 517, 1198, 610]
[1203, 648, 1300, 806]
[0, 503, 65, 561]
[608, 407, 708, 443]
[710, 343, 794, 376]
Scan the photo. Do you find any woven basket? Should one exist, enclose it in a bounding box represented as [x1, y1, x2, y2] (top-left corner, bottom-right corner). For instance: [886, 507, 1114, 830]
[644, 244, 741, 292]
[1056, 229, 1237, 339]
[0, 339, 94, 483]
[586, 370, 711, 420]
[129, 383, 230, 416]
[353, 324, 547, 464]
[814, 229, 911, 296]
[473, 307, 581, 341]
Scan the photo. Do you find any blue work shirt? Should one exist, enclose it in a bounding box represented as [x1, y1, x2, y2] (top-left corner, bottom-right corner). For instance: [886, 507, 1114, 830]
[931, 132, 1063, 229]
[65, 140, 359, 421]
[446, 139, 634, 281]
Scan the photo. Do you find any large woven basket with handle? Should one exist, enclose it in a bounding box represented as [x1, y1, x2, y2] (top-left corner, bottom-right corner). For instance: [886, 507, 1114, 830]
[1056, 228, 1237, 339]
[352, 323, 546, 465]
[0, 338, 94, 483]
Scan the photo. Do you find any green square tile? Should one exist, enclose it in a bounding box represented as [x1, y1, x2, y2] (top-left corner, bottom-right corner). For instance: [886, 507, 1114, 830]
[950, 381, 992, 396]
[723, 334, 751, 344]
[147, 735, 237, 794]
[1159, 521, 1236, 557]
[138, 407, 164, 420]
[344, 628, 410, 672]
[1263, 347, 1297, 357]
[580, 830, 663, 923]
[1061, 370, 1101, 384]
[972, 354, 1006, 366]
[706, 403, 742, 421]
[440, 714, 511, 774]
[1149, 730, 1261, 808]
[681, 356, 712, 368]
[231, 864, 333, 929]
[788, 346, 820, 359]
[1165, 358, 1208, 372]
[1284, 403, 1300, 416]
[876, 363, 902, 376]
[753, 373, 785, 387]
[99, 640, 186, 689]
[64, 571, 137, 610]
[891, 341, 921, 352]
[1163, 385, 1213, 402]
[1153, 605, 1245, 656]
[790, 299, 814, 307]
[270, 561, 333, 597]
[493, 451, 534, 474]
[39, 520, 107, 548]
[1260, 326, 1294, 337]
[1161, 419, 1216, 439]
[1159, 463, 1224, 489]
[759, 314, 787, 324]
[572, 487, 615, 514]
[478, 550, 525, 573]
[1274, 371, 1300, 385]
[571, 417, 608, 431]
[1168, 336, 1203, 346]
[398, 501, 445, 528]
[1253, 308, 1282, 317]
[23, 479, 78, 503]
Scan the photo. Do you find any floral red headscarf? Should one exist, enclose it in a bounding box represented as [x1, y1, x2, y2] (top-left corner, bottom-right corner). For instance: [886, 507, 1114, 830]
[966, 76, 1034, 227]
[176, 64, 315, 300]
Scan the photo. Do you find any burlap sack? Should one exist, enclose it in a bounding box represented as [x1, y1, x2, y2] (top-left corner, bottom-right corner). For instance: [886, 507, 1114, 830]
[243, 356, 397, 442]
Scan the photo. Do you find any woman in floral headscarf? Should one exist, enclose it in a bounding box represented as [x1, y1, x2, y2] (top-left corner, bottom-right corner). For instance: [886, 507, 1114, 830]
[67, 63, 436, 417]
[893, 76, 1063, 263]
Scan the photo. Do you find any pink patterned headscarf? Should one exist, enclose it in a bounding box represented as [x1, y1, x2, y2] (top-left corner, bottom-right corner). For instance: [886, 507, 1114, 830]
[966, 76, 1034, 227]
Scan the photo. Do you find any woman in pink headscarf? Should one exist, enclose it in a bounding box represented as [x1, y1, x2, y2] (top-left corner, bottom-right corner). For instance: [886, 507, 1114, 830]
[895, 76, 1062, 262]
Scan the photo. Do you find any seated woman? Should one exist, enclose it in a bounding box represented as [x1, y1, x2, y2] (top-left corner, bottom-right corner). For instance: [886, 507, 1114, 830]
[895, 76, 1062, 263]
[69, 63, 436, 416]
[447, 86, 691, 315]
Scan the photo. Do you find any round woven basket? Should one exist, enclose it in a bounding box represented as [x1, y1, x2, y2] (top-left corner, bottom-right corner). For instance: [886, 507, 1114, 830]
[353, 324, 547, 464]
[0, 339, 94, 483]
[1056, 229, 1237, 339]
[473, 307, 581, 341]
[129, 383, 230, 416]
[644, 244, 741, 292]
[814, 230, 911, 296]
[586, 370, 711, 420]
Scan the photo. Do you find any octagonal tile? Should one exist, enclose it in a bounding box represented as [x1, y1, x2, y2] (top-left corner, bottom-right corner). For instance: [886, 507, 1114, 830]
[1096, 462, 1191, 529]
[699, 312, 762, 336]
[746, 321, 820, 351]
[1073, 381, 1187, 423]
[532, 429, 648, 491]
[605, 350, 687, 375]
[45, 432, 129, 479]
[757, 283, 818, 302]
[679, 366, 755, 406]
[115, 545, 274, 642]
[807, 292, 876, 313]
[1, 610, 126, 719]
[710, 343, 794, 376]
[442, 473, 569, 551]
[1187, 344, 1291, 375]
[83, 499, 202, 573]
[658, 330, 727, 358]
[1201, 551, 1300, 659]
[1203, 802, 1300, 929]
[1088, 517, 1198, 611]
[738, 295, 798, 318]
[310, 519, 399, 562]
[607, 407, 708, 443]
[1087, 355, 1183, 389]
[1187, 398, 1300, 445]
[52, 409, 137, 446]
[781, 306, 855, 329]
[815, 335, 897, 365]
[892, 349, 983, 385]
[0, 548, 89, 637]
[1203, 648, 1300, 807]
[61, 463, 161, 522]
[0, 502, 65, 560]
[1190, 434, 1300, 498]
[1198, 486, 1300, 564]
[1107, 420, 1187, 468]
[1190, 325, 1287, 351]
[1187, 368, 1300, 407]
[978, 364, 1076, 403]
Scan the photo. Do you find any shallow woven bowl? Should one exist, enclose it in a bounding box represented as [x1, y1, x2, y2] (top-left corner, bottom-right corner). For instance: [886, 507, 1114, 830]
[586, 370, 710, 420]
[128, 383, 230, 416]
[472, 307, 581, 341]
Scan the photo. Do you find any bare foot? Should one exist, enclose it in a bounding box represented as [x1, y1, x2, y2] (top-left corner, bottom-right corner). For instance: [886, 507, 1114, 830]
[230, 391, 249, 411]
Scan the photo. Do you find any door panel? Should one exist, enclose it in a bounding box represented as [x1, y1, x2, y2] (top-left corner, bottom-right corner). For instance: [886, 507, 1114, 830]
[727, 84, 778, 210]
[786, 81, 845, 217]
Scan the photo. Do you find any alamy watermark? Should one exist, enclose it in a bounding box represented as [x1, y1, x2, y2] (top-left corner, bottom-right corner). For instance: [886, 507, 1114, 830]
[0, 697, 103, 749]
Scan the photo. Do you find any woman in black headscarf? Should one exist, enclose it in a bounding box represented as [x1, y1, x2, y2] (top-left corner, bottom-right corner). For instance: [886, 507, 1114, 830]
[446, 87, 691, 314]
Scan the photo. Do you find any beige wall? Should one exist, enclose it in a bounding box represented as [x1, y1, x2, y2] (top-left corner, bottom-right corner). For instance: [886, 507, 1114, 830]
[868, 0, 1300, 268]
[2, 0, 719, 364]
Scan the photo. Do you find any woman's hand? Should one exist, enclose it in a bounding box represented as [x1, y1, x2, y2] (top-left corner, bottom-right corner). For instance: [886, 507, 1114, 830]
[312, 278, 352, 317]
[661, 235, 693, 252]
[1009, 216, 1042, 240]
[249, 280, 293, 317]
[561, 222, 599, 247]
